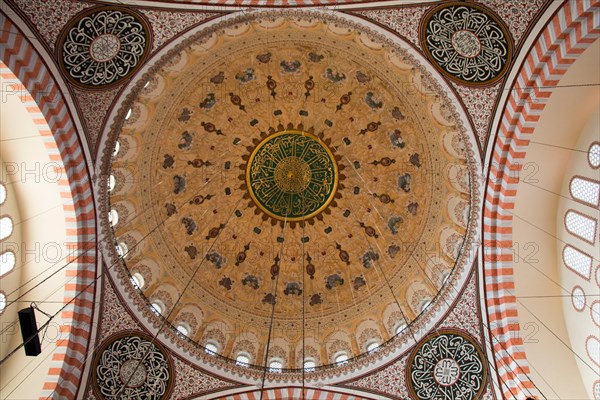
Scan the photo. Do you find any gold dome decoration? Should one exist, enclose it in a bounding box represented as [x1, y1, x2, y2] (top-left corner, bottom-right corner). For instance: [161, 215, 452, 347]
[243, 127, 341, 224]
[105, 13, 479, 376]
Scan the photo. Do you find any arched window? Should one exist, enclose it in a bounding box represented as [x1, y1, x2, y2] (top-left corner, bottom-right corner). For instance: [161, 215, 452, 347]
[268, 359, 283, 373]
[366, 341, 379, 352]
[0, 216, 13, 241]
[0, 291, 6, 314]
[571, 286, 586, 311]
[563, 245, 592, 279]
[0, 251, 16, 276]
[236, 353, 250, 367]
[586, 336, 600, 366]
[176, 324, 189, 337]
[108, 175, 116, 192]
[303, 358, 316, 371]
[592, 302, 600, 327]
[334, 352, 348, 365]
[204, 342, 218, 355]
[0, 183, 6, 204]
[131, 272, 144, 289]
[125, 108, 133, 121]
[570, 176, 600, 207]
[116, 242, 128, 258]
[565, 210, 597, 243]
[113, 140, 120, 157]
[395, 322, 407, 335]
[109, 209, 119, 227]
[151, 301, 164, 315]
[419, 300, 432, 313]
[589, 142, 600, 168]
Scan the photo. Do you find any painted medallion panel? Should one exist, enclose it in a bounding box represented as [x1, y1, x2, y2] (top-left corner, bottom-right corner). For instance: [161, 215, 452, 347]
[57, 7, 151, 88]
[421, 2, 512, 85]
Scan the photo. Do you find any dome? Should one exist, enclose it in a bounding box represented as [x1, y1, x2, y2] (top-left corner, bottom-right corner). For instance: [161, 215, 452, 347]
[103, 12, 479, 379]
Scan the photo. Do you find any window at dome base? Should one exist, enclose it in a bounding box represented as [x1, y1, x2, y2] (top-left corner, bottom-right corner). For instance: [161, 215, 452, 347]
[334, 353, 348, 365]
[396, 323, 408, 335]
[366, 341, 380, 353]
[268, 359, 283, 373]
[131, 272, 144, 289]
[151, 301, 163, 315]
[236, 353, 250, 367]
[204, 342, 218, 355]
[176, 324, 189, 337]
[303, 359, 316, 371]
[419, 300, 432, 313]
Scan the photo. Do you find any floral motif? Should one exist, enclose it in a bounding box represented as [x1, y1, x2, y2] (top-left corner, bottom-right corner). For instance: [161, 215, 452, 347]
[280, 60, 302, 73]
[407, 331, 486, 400]
[59, 7, 150, 87]
[325, 68, 346, 83]
[421, 3, 512, 85]
[235, 68, 256, 84]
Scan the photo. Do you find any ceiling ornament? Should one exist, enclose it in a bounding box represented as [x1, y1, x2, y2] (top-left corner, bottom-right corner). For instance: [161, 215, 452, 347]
[101, 11, 481, 381]
[421, 2, 512, 86]
[244, 128, 341, 224]
[92, 333, 174, 399]
[57, 6, 151, 88]
[407, 330, 487, 400]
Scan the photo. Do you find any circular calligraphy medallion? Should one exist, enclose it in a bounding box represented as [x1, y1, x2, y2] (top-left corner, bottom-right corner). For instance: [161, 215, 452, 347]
[246, 130, 338, 221]
[421, 2, 512, 85]
[93, 333, 174, 400]
[58, 7, 150, 88]
[407, 330, 487, 400]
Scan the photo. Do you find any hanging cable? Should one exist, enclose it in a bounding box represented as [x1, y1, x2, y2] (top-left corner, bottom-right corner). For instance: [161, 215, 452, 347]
[259, 216, 287, 400]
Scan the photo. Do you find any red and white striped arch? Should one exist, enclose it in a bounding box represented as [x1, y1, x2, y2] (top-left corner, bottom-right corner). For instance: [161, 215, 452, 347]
[0, 13, 97, 400]
[484, 0, 599, 398]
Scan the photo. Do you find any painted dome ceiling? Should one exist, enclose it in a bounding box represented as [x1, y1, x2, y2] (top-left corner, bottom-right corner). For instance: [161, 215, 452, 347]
[105, 13, 479, 376]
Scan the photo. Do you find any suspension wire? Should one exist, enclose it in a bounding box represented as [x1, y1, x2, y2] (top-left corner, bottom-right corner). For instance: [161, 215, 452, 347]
[113, 195, 244, 397]
[259, 216, 288, 400]
[329, 146, 424, 346]
[333, 141, 543, 398]
[407, 245, 542, 400]
[300, 142, 307, 400]
[0, 148, 232, 339]
[330, 151, 528, 400]
[0, 155, 233, 395]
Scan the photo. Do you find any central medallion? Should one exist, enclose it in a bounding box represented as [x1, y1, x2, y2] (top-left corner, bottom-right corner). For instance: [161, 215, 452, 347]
[246, 130, 338, 221]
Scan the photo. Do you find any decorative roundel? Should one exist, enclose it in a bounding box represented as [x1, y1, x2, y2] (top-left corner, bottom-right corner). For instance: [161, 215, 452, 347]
[407, 330, 487, 400]
[58, 7, 151, 88]
[246, 130, 338, 221]
[92, 333, 174, 399]
[421, 2, 512, 86]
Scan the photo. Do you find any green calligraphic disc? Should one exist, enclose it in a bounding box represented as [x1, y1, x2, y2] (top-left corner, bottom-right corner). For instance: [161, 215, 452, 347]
[246, 130, 338, 221]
